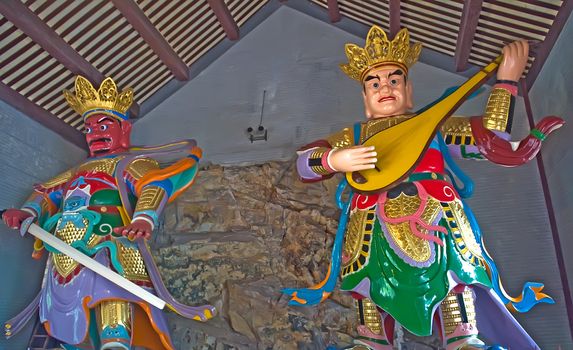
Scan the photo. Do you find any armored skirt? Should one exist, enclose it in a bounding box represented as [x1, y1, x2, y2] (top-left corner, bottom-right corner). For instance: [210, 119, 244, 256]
[338, 144, 537, 348]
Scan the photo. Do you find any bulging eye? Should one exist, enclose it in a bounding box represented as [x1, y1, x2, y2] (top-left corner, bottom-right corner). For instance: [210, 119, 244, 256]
[389, 79, 399, 86]
[84, 127, 92, 134]
[100, 125, 108, 131]
[373, 82, 380, 89]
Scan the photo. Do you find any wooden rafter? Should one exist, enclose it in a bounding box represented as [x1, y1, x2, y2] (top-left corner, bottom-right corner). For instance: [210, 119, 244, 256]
[0, 0, 140, 118]
[389, 0, 401, 38]
[327, 0, 341, 23]
[0, 0, 102, 87]
[110, 0, 190, 81]
[525, 0, 573, 91]
[0, 82, 86, 149]
[208, 0, 240, 41]
[455, 0, 483, 72]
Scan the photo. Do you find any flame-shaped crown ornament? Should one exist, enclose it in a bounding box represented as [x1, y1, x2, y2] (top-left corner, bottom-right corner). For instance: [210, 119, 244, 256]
[63, 76, 134, 121]
[340, 26, 422, 82]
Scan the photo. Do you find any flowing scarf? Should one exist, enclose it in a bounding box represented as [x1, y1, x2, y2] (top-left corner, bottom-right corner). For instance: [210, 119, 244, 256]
[438, 132, 555, 312]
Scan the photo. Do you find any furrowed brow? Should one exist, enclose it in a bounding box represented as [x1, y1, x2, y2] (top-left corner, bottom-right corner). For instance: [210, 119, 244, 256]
[364, 75, 381, 82]
[388, 69, 404, 78]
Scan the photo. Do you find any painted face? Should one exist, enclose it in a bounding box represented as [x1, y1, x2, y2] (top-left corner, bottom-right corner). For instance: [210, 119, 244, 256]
[84, 114, 131, 157]
[362, 65, 413, 119]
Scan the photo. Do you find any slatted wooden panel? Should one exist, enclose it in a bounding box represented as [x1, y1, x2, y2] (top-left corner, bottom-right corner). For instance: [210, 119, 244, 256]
[401, 0, 461, 57]
[139, 0, 268, 103]
[34, 0, 170, 128]
[312, 0, 391, 32]
[310, 0, 565, 75]
[1, 0, 269, 132]
[0, 11, 78, 125]
[137, 0, 221, 104]
[228, 0, 269, 27]
[470, 0, 563, 75]
[312, 0, 460, 56]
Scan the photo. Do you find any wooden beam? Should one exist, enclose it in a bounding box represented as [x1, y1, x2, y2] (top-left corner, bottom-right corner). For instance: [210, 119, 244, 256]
[110, 0, 189, 81]
[455, 0, 483, 72]
[526, 0, 573, 91]
[389, 0, 401, 38]
[0, 0, 102, 86]
[207, 0, 240, 41]
[327, 0, 341, 23]
[0, 0, 140, 118]
[0, 82, 86, 149]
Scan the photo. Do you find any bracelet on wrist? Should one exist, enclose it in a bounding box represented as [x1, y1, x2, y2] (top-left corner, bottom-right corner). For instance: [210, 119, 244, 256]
[495, 79, 518, 86]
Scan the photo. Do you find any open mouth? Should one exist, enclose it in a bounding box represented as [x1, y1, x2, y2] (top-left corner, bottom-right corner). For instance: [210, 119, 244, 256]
[89, 138, 111, 147]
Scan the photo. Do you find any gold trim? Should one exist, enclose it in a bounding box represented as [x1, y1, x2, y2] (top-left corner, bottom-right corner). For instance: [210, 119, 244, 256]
[344, 210, 368, 264]
[97, 300, 132, 332]
[340, 26, 422, 81]
[63, 76, 133, 120]
[384, 194, 441, 263]
[77, 157, 122, 175]
[441, 289, 477, 335]
[117, 241, 150, 282]
[53, 218, 102, 277]
[356, 298, 382, 334]
[309, 148, 330, 175]
[126, 158, 160, 181]
[134, 186, 166, 213]
[441, 201, 485, 267]
[39, 169, 75, 189]
[483, 87, 512, 132]
[360, 114, 414, 143]
[326, 127, 353, 149]
[342, 209, 375, 276]
[53, 219, 88, 277]
[441, 116, 474, 141]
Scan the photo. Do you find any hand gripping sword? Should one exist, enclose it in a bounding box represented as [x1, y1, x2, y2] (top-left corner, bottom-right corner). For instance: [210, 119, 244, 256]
[4, 212, 167, 310]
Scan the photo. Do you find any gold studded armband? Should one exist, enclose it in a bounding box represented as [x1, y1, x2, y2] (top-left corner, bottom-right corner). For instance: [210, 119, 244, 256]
[483, 85, 516, 133]
[307, 147, 334, 175]
[440, 116, 475, 146]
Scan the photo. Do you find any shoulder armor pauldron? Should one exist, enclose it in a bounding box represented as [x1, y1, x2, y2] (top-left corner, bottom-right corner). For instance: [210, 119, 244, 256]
[326, 128, 353, 149]
[39, 169, 75, 190]
[126, 158, 160, 181]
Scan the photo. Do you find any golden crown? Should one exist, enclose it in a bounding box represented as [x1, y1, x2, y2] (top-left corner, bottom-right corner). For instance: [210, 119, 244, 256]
[63, 76, 134, 121]
[340, 26, 422, 82]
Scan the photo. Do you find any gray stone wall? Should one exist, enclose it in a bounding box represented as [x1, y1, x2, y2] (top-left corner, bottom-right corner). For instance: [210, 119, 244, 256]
[153, 161, 356, 349]
[153, 161, 453, 349]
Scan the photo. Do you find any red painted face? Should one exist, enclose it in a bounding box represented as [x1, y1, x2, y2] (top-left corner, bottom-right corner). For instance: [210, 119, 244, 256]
[84, 114, 132, 157]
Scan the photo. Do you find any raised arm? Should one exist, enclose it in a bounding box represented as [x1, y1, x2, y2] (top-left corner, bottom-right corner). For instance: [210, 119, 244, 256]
[440, 40, 529, 160]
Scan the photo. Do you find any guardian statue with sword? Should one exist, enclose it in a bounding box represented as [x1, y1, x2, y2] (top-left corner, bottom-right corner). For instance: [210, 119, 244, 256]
[2, 76, 215, 350]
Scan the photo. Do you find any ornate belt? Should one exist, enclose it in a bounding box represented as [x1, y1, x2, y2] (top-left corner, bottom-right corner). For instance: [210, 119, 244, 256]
[407, 172, 446, 182]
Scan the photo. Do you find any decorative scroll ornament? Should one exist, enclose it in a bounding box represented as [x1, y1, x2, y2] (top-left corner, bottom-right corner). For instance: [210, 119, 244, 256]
[63, 75, 134, 121]
[340, 26, 422, 82]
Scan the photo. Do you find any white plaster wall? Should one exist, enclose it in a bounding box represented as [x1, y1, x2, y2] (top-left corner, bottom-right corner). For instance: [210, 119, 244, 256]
[133, 7, 569, 348]
[133, 7, 491, 164]
[0, 101, 86, 350]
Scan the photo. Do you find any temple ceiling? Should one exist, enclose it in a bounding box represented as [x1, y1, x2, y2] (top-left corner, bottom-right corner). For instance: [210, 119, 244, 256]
[0, 0, 570, 149]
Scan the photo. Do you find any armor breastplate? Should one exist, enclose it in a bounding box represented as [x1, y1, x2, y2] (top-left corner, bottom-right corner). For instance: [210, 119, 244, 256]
[50, 157, 150, 282]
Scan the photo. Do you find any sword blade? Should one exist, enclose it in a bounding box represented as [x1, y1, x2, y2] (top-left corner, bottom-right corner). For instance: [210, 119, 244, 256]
[26, 221, 166, 310]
